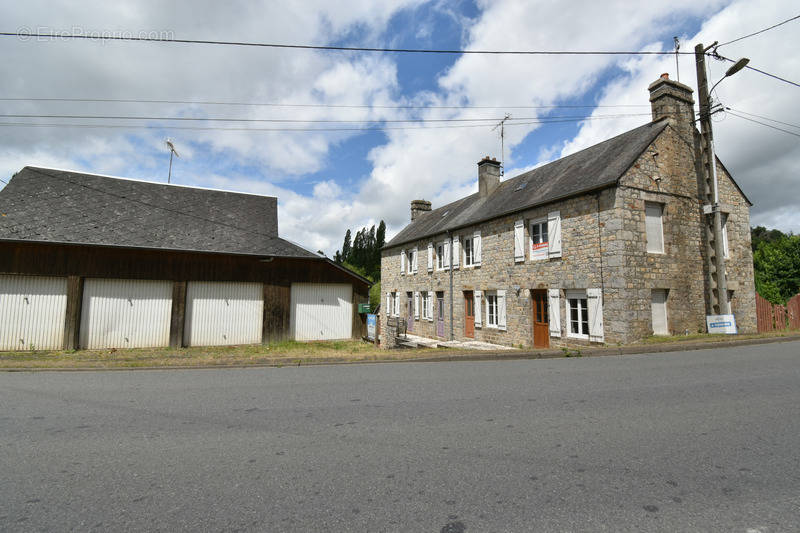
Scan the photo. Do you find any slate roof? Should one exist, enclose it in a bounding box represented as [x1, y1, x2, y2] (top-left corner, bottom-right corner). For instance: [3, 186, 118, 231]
[0, 166, 318, 258]
[387, 119, 669, 248]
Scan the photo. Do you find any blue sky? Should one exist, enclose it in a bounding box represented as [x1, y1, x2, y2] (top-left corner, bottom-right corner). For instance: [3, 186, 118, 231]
[1, 0, 799, 255]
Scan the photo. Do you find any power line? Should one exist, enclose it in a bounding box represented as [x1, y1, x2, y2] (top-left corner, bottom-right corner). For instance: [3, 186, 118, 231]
[726, 107, 800, 131]
[0, 113, 656, 133]
[0, 30, 694, 56]
[0, 111, 652, 124]
[713, 52, 800, 89]
[0, 96, 651, 110]
[717, 13, 800, 48]
[726, 110, 800, 138]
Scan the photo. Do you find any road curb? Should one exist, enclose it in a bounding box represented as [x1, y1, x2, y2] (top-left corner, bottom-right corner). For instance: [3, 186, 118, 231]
[2, 334, 799, 372]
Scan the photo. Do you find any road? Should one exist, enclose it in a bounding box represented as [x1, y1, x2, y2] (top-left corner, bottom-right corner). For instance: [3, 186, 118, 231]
[1, 341, 799, 532]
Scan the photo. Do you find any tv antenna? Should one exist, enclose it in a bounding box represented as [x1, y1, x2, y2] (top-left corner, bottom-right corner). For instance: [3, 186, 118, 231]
[491, 113, 511, 175]
[165, 139, 180, 183]
[673, 37, 681, 82]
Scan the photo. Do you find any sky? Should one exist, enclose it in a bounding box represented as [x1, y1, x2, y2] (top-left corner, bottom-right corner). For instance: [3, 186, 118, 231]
[1, 0, 798, 256]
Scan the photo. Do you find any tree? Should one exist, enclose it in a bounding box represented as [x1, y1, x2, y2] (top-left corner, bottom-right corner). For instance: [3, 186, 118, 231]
[332, 220, 386, 282]
[751, 226, 800, 304]
[340, 229, 352, 264]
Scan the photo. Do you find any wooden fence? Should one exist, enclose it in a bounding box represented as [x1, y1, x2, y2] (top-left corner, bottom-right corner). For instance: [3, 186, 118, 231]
[757, 293, 800, 332]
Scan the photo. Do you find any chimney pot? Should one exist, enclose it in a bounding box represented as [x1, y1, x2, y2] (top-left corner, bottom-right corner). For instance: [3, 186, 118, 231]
[477, 157, 501, 197]
[410, 199, 432, 221]
[648, 74, 694, 138]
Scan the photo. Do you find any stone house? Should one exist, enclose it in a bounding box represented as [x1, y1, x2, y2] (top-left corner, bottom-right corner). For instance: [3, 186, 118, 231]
[380, 75, 756, 348]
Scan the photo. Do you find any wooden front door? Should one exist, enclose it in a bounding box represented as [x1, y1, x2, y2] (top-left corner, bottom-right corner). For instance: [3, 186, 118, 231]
[436, 293, 445, 337]
[406, 292, 414, 332]
[464, 291, 474, 338]
[532, 289, 549, 348]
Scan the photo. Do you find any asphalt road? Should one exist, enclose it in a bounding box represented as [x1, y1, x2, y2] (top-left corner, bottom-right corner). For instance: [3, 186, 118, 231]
[2, 342, 799, 532]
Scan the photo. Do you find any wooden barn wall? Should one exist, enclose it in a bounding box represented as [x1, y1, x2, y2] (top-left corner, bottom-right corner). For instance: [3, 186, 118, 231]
[1, 241, 370, 347]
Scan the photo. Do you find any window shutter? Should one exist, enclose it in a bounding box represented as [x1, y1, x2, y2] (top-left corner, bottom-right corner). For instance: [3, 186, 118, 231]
[427, 291, 434, 321]
[400, 249, 406, 275]
[452, 236, 460, 269]
[548, 289, 561, 337]
[645, 203, 664, 253]
[474, 230, 482, 266]
[474, 290, 482, 327]
[548, 211, 562, 258]
[427, 243, 433, 272]
[498, 290, 507, 330]
[386, 292, 390, 317]
[587, 288, 604, 343]
[514, 219, 525, 263]
[412, 247, 418, 273]
[414, 291, 420, 319]
[394, 293, 400, 317]
[443, 241, 450, 269]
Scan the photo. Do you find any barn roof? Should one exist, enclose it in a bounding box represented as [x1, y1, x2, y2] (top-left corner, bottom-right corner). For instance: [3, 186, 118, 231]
[0, 166, 318, 259]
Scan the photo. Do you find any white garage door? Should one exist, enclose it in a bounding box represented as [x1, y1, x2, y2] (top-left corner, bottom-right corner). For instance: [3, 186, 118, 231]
[184, 282, 263, 346]
[80, 279, 172, 349]
[0, 275, 67, 351]
[291, 283, 352, 341]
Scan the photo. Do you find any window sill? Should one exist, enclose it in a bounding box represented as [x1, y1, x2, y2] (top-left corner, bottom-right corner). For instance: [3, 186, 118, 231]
[647, 251, 665, 255]
[567, 332, 589, 340]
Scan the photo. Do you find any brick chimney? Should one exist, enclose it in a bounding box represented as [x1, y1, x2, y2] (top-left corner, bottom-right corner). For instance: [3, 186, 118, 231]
[648, 73, 695, 139]
[478, 156, 501, 197]
[410, 199, 432, 221]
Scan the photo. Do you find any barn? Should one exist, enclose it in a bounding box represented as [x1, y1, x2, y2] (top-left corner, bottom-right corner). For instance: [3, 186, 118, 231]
[0, 166, 370, 351]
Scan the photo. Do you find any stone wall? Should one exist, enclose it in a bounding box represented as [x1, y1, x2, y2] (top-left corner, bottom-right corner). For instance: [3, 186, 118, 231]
[381, 124, 756, 347]
[716, 162, 757, 333]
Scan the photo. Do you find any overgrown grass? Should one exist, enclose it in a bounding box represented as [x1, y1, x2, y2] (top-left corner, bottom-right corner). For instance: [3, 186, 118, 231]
[0, 340, 449, 369]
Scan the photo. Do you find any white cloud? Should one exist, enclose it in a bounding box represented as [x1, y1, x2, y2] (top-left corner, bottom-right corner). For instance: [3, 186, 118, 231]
[2, 0, 798, 260]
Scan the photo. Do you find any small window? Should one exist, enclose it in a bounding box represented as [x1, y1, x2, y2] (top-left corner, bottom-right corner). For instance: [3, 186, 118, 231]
[436, 241, 449, 270]
[422, 292, 431, 320]
[463, 236, 474, 267]
[391, 291, 399, 317]
[566, 290, 589, 339]
[486, 291, 498, 328]
[645, 202, 664, 254]
[407, 248, 417, 274]
[529, 219, 549, 260]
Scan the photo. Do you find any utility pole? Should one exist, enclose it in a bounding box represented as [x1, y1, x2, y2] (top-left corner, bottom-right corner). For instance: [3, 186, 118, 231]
[695, 42, 730, 315]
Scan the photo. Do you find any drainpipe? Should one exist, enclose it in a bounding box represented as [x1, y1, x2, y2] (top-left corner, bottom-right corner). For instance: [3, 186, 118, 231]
[448, 230, 454, 341]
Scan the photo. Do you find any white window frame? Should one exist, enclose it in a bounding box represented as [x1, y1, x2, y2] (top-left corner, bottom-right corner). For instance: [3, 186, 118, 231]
[436, 241, 450, 271]
[566, 289, 589, 339]
[529, 218, 549, 261]
[485, 291, 499, 328]
[463, 235, 475, 267]
[645, 202, 665, 254]
[391, 291, 399, 317]
[421, 292, 431, 320]
[408, 247, 418, 274]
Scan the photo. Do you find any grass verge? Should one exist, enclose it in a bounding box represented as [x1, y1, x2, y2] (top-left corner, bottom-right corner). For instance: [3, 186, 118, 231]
[0, 340, 450, 369]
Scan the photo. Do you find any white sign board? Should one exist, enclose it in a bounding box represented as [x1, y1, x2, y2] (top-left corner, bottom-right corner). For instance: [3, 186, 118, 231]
[706, 314, 737, 334]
